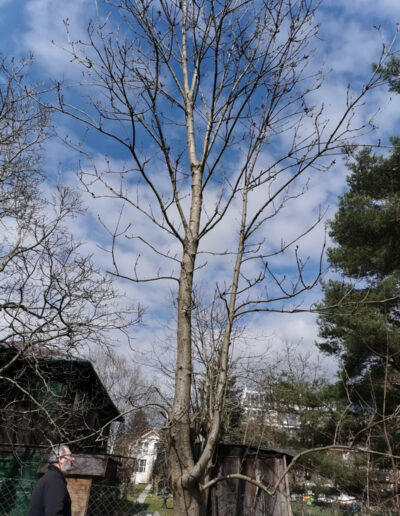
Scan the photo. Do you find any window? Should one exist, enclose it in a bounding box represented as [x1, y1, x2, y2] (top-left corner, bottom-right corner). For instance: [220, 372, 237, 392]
[136, 459, 146, 473]
[282, 413, 300, 428]
[37, 381, 64, 412]
[73, 391, 88, 411]
[247, 392, 264, 408]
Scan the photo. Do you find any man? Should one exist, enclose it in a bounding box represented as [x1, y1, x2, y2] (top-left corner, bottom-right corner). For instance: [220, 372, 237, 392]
[28, 444, 75, 516]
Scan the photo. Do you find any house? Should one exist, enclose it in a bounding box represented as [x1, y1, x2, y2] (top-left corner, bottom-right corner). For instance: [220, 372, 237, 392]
[0, 344, 120, 452]
[130, 429, 160, 484]
[0, 343, 121, 515]
[242, 387, 301, 430]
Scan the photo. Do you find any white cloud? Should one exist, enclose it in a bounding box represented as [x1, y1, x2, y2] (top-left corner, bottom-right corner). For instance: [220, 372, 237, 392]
[18, 0, 118, 79]
[323, 0, 400, 20]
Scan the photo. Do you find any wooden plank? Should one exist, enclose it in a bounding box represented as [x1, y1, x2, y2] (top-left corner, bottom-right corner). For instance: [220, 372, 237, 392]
[38, 454, 109, 477]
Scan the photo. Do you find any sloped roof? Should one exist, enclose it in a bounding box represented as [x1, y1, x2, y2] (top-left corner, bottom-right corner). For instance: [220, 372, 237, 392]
[133, 429, 161, 444]
[0, 342, 120, 420]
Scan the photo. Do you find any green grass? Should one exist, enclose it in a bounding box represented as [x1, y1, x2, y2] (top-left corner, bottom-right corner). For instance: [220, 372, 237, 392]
[129, 483, 148, 500]
[291, 503, 333, 515]
[127, 484, 173, 515]
[141, 490, 173, 516]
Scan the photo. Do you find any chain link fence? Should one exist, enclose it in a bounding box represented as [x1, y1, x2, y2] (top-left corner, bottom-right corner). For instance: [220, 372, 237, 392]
[0, 477, 395, 516]
[0, 478, 153, 516]
[291, 501, 390, 515]
[0, 477, 34, 516]
[86, 484, 144, 515]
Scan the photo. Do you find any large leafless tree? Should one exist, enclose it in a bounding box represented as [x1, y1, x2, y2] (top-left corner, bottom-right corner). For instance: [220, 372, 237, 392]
[47, 0, 396, 513]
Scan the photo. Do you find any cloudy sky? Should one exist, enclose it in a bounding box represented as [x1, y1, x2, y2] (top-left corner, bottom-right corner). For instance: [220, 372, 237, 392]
[1, 0, 400, 379]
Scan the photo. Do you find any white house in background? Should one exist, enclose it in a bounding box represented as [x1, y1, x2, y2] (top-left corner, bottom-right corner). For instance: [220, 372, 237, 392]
[241, 387, 301, 429]
[130, 429, 160, 484]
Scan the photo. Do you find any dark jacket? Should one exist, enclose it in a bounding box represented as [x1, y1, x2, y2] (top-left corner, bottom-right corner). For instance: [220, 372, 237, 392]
[28, 464, 71, 516]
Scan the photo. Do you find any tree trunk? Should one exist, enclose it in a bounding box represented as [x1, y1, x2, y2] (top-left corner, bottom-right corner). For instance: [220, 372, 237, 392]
[168, 168, 203, 515]
[170, 476, 205, 516]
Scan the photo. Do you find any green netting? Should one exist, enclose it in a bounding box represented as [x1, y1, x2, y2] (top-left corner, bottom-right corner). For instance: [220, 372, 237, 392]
[0, 455, 17, 478]
[0, 452, 42, 515]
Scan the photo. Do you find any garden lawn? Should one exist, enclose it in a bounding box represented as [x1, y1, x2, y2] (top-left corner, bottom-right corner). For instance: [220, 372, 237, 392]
[144, 490, 173, 516]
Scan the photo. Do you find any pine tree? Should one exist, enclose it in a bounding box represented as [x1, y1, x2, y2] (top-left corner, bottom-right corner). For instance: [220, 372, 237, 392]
[318, 141, 400, 387]
[317, 141, 400, 507]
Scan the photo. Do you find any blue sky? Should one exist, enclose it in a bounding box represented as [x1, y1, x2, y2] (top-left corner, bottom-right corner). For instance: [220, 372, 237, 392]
[1, 0, 400, 378]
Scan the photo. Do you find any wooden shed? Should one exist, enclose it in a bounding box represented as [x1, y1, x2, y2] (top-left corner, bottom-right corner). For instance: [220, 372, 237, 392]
[207, 444, 294, 516]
